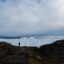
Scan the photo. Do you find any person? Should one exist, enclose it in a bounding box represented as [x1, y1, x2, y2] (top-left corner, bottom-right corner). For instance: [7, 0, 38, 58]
[18, 42, 20, 47]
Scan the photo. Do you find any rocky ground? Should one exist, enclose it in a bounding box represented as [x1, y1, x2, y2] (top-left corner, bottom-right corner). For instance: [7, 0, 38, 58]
[0, 40, 64, 64]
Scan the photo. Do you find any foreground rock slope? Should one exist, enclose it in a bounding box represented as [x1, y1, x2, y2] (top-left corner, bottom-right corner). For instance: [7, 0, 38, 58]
[0, 40, 64, 64]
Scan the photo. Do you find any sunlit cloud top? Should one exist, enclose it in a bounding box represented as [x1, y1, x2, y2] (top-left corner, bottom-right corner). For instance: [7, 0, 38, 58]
[0, 0, 64, 36]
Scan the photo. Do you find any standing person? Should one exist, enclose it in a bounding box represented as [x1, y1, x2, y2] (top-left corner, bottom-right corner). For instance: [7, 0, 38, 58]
[18, 42, 20, 47]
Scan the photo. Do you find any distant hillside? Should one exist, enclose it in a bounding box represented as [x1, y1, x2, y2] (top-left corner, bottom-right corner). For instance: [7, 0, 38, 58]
[0, 36, 21, 39]
[0, 40, 64, 64]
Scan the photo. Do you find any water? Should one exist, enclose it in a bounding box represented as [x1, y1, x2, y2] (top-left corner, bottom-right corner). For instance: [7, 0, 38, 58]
[0, 36, 64, 47]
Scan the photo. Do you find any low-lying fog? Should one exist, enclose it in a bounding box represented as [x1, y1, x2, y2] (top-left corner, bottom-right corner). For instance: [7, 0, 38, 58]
[0, 36, 64, 47]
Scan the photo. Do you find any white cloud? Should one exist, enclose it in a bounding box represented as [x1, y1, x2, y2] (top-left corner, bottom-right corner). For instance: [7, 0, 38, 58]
[0, 36, 64, 47]
[0, 0, 64, 36]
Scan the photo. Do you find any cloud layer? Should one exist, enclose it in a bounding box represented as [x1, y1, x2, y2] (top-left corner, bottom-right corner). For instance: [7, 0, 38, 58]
[0, 0, 64, 36]
[0, 36, 64, 47]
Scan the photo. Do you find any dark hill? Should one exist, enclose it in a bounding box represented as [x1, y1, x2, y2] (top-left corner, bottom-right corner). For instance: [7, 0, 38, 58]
[39, 40, 64, 64]
[0, 40, 64, 64]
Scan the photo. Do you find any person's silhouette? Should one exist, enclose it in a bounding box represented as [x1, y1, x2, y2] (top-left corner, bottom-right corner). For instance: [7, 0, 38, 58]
[18, 42, 20, 47]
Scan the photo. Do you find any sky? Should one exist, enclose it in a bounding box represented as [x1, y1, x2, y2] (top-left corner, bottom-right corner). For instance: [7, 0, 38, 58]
[0, 0, 64, 36]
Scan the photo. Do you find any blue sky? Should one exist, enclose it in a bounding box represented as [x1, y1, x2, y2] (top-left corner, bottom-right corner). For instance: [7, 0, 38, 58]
[0, 0, 5, 2]
[0, 0, 64, 36]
